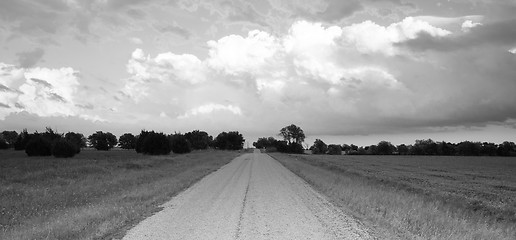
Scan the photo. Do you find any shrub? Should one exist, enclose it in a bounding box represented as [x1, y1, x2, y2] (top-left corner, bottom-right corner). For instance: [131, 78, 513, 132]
[52, 139, 77, 158]
[25, 135, 52, 156]
[169, 134, 191, 154]
[119, 133, 136, 149]
[288, 142, 305, 154]
[327, 144, 342, 155]
[184, 130, 211, 150]
[87, 131, 117, 151]
[311, 139, 327, 154]
[141, 132, 171, 155]
[65, 132, 86, 153]
[14, 129, 30, 150]
[214, 131, 244, 150]
[135, 130, 151, 153]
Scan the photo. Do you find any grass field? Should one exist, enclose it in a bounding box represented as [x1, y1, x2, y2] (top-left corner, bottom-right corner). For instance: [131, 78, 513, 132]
[0, 149, 241, 240]
[271, 153, 516, 240]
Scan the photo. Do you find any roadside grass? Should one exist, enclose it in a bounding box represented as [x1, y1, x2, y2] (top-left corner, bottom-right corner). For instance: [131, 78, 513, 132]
[271, 153, 516, 240]
[0, 149, 241, 240]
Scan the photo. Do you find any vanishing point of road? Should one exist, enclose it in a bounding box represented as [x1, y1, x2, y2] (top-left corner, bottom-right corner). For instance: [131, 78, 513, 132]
[123, 149, 373, 240]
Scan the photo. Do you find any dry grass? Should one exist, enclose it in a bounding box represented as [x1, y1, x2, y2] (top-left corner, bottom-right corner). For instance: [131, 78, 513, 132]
[271, 153, 516, 240]
[0, 149, 241, 240]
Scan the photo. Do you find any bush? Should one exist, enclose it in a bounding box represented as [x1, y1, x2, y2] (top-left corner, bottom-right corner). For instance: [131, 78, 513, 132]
[14, 129, 30, 150]
[65, 132, 86, 153]
[288, 142, 305, 154]
[169, 134, 191, 154]
[88, 131, 117, 151]
[141, 132, 171, 155]
[327, 144, 342, 155]
[311, 139, 327, 154]
[184, 130, 211, 150]
[119, 133, 136, 149]
[135, 130, 151, 153]
[52, 139, 77, 158]
[25, 135, 52, 156]
[214, 131, 244, 150]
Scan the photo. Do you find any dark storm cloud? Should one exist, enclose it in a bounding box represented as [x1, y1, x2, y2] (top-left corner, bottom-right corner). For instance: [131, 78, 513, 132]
[399, 18, 516, 52]
[16, 48, 44, 68]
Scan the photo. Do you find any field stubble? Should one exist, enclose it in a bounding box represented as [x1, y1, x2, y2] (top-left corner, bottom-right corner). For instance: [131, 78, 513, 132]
[271, 153, 516, 240]
[0, 149, 241, 239]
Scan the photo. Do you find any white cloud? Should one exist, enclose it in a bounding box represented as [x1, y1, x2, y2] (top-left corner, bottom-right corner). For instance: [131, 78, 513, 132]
[0, 63, 82, 119]
[461, 20, 482, 32]
[178, 103, 243, 119]
[509, 48, 516, 54]
[340, 17, 451, 56]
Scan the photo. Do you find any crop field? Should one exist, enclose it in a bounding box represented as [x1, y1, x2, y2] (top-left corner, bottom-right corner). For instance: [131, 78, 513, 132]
[271, 153, 516, 240]
[0, 149, 241, 240]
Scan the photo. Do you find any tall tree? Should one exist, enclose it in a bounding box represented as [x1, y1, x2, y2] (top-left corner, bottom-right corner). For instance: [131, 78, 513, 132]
[279, 124, 305, 144]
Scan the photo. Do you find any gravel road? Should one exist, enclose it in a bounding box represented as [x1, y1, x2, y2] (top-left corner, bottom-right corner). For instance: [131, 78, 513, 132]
[123, 150, 373, 240]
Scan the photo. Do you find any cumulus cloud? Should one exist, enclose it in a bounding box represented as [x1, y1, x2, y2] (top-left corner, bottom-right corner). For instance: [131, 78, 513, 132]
[117, 17, 516, 136]
[461, 20, 482, 32]
[340, 17, 451, 56]
[0, 63, 81, 119]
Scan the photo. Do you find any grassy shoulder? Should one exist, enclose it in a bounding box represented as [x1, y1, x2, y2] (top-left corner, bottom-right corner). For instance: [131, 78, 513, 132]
[0, 149, 242, 240]
[270, 153, 516, 240]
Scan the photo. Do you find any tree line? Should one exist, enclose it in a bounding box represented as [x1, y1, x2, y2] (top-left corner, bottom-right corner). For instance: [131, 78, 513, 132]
[0, 129, 245, 158]
[253, 124, 516, 157]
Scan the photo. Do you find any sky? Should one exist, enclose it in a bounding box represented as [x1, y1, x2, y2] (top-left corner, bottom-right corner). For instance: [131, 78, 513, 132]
[1, 0, 516, 147]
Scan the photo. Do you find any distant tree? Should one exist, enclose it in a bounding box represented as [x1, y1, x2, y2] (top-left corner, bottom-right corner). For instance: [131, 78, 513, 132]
[14, 129, 31, 150]
[65, 132, 86, 153]
[436, 141, 456, 156]
[397, 144, 409, 155]
[214, 131, 245, 150]
[139, 132, 171, 155]
[279, 124, 305, 144]
[497, 141, 516, 156]
[376, 141, 395, 155]
[184, 130, 211, 150]
[350, 144, 358, 151]
[311, 139, 327, 154]
[88, 131, 117, 151]
[135, 130, 151, 153]
[457, 141, 481, 156]
[411, 139, 438, 155]
[0, 138, 9, 149]
[480, 142, 497, 156]
[1, 130, 18, 148]
[119, 133, 136, 150]
[341, 144, 351, 154]
[169, 133, 191, 154]
[253, 137, 277, 149]
[367, 145, 378, 155]
[327, 144, 342, 155]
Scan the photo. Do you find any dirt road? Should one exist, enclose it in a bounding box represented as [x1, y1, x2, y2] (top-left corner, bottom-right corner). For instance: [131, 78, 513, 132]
[123, 150, 372, 239]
